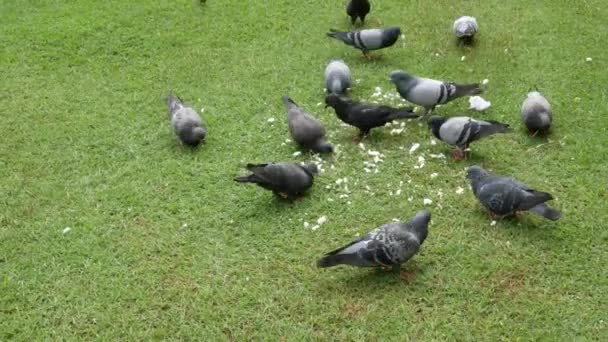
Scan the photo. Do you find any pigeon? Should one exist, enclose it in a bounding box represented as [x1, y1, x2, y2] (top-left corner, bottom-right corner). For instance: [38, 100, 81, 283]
[453, 16, 478, 40]
[327, 27, 401, 58]
[165, 93, 207, 146]
[466, 165, 562, 221]
[521, 91, 553, 135]
[317, 210, 431, 275]
[234, 162, 318, 199]
[346, 0, 371, 25]
[283, 96, 333, 154]
[428, 115, 511, 160]
[325, 59, 352, 95]
[389, 70, 483, 118]
[325, 94, 418, 139]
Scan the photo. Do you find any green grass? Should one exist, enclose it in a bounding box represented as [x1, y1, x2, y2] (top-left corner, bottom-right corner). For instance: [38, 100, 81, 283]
[1, 0, 607, 339]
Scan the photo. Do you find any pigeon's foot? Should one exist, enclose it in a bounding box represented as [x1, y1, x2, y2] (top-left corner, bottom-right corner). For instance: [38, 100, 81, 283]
[380, 265, 392, 271]
[362, 52, 379, 61]
[529, 130, 539, 137]
[452, 148, 465, 161]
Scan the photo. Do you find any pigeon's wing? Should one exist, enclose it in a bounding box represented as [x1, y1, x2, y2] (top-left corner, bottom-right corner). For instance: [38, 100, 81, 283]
[467, 119, 511, 143]
[438, 116, 470, 145]
[288, 109, 325, 146]
[357, 29, 385, 50]
[477, 177, 552, 215]
[407, 78, 444, 107]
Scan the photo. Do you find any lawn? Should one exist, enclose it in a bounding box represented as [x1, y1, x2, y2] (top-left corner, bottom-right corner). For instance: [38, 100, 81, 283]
[1, 0, 607, 339]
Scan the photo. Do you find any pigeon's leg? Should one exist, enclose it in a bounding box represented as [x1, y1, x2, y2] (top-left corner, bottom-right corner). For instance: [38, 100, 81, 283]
[354, 129, 370, 143]
[274, 191, 290, 200]
[529, 130, 539, 137]
[418, 107, 432, 121]
[489, 211, 500, 220]
[362, 50, 371, 60]
[400, 270, 417, 280]
[350, 17, 356, 25]
[380, 264, 392, 271]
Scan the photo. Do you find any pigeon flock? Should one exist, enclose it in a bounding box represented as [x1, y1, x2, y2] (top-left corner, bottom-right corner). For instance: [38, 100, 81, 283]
[166, 2, 561, 278]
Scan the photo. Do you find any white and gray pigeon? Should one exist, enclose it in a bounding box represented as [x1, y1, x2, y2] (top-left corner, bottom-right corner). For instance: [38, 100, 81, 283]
[346, 0, 371, 25]
[521, 91, 553, 135]
[453, 16, 478, 40]
[389, 70, 483, 118]
[327, 27, 401, 58]
[466, 165, 562, 221]
[428, 115, 511, 160]
[317, 210, 431, 274]
[324, 59, 352, 95]
[165, 93, 207, 146]
[283, 96, 333, 154]
[234, 162, 318, 200]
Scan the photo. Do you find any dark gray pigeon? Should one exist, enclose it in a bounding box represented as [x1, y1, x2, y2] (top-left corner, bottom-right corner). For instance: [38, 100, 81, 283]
[327, 27, 401, 58]
[283, 96, 333, 154]
[521, 91, 553, 135]
[467, 166, 562, 221]
[453, 16, 478, 40]
[317, 210, 431, 275]
[165, 93, 207, 146]
[428, 115, 511, 160]
[346, 0, 370, 25]
[325, 94, 418, 139]
[389, 70, 482, 118]
[234, 162, 318, 199]
[325, 59, 352, 95]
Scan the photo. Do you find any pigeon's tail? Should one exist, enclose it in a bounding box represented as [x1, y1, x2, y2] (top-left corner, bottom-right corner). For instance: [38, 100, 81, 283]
[520, 191, 553, 211]
[326, 29, 351, 44]
[165, 92, 183, 114]
[312, 140, 334, 154]
[452, 83, 483, 99]
[282, 95, 296, 107]
[317, 254, 351, 268]
[529, 203, 562, 221]
[485, 120, 512, 133]
[388, 107, 419, 120]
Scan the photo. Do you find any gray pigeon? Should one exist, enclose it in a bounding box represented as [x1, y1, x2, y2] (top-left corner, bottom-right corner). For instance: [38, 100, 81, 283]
[234, 162, 318, 199]
[317, 210, 431, 274]
[325, 59, 352, 95]
[327, 27, 401, 58]
[389, 70, 483, 118]
[283, 96, 333, 154]
[428, 115, 511, 160]
[521, 91, 553, 135]
[165, 93, 207, 146]
[466, 165, 562, 221]
[453, 16, 478, 40]
[346, 0, 370, 25]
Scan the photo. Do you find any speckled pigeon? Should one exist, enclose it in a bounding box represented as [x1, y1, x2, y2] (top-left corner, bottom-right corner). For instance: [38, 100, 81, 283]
[521, 91, 553, 135]
[389, 70, 482, 118]
[346, 0, 370, 25]
[466, 165, 562, 221]
[325, 59, 352, 95]
[234, 162, 318, 199]
[317, 210, 431, 274]
[165, 93, 207, 146]
[428, 115, 511, 160]
[327, 27, 401, 58]
[283, 96, 333, 154]
[325, 94, 418, 139]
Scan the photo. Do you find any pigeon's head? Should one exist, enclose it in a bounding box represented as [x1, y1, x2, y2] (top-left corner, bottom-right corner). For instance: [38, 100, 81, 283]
[324, 94, 343, 108]
[383, 26, 402, 41]
[302, 163, 319, 175]
[427, 115, 447, 139]
[466, 165, 490, 182]
[389, 70, 414, 86]
[411, 210, 431, 242]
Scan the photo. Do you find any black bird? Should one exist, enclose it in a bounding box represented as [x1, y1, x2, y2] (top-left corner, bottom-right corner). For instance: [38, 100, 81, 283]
[346, 0, 371, 25]
[325, 94, 418, 140]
